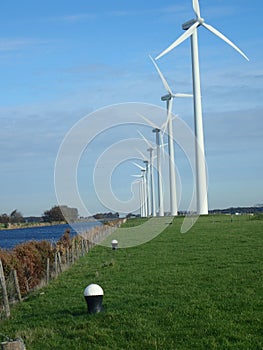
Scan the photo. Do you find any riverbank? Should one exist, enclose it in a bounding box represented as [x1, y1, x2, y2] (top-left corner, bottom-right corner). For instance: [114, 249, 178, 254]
[0, 221, 66, 230]
[0, 219, 101, 231]
[0, 217, 122, 231]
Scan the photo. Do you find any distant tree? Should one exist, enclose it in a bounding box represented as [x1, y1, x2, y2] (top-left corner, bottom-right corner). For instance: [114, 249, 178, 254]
[9, 210, 24, 224]
[93, 212, 119, 220]
[42, 205, 78, 223]
[93, 213, 104, 220]
[43, 206, 65, 222]
[0, 213, 9, 224]
[60, 205, 78, 222]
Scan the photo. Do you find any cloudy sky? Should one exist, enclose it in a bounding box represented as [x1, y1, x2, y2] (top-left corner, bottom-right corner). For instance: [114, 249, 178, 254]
[0, 0, 262, 217]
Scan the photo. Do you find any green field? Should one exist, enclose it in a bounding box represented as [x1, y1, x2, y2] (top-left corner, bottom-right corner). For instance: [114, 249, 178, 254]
[0, 215, 262, 349]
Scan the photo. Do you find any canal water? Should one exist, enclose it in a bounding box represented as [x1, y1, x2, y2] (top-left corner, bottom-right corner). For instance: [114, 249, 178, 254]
[0, 222, 101, 250]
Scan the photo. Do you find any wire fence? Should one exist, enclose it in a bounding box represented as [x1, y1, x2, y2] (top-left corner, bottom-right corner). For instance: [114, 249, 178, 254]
[0, 220, 123, 320]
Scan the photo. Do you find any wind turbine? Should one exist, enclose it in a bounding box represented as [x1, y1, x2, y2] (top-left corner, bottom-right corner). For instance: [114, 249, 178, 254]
[132, 170, 147, 217]
[156, 0, 249, 215]
[143, 160, 151, 217]
[137, 127, 165, 217]
[133, 161, 150, 217]
[131, 177, 144, 217]
[147, 147, 156, 217]
[152, 128, 164, 217]
[136, 135, 157, 217]
[150, 55, 192, 216]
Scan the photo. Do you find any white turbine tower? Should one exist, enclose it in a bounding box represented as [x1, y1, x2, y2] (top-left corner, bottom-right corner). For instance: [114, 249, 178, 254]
[143, 160, 151, 217]
[133, 160, 150, 217]
[156, 0, 249, 215]
[136, 136, 157, 217]
[132, 170, 147, 217]
[150, 55, 192, 216]
[137, 125, 165, 217]
[133, 161, 150, 217]
[131, 178, 144, 217]
[147, 147, 156, 217]
[153, 128, 164, 217]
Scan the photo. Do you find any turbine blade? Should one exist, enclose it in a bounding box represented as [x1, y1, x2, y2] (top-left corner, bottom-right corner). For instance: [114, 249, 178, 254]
[202, 22, 249, 61]
[173, 93, 193, 98]
[161, 98, 173, 137]
[137, 112, 159, 130]
[149, 55, 173, 95]
[132, 179, 142, 185]
[135, 147, 149, 160]
[132, 162, 145, 171]
[193, 0, 201, 18]
[160, 132, 165, 157]
[137, 130, 154, 149]
[162, 118, 168, 137]
[156, 21, 199, 60]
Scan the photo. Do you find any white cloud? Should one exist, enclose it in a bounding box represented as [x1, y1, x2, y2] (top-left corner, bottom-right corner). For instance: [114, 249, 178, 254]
[0, 38, 51, 52]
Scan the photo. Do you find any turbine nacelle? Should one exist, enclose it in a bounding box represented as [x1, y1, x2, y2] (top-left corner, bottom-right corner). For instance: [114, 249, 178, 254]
[182, 18, 198, 31]
[161, 93, 172, 101]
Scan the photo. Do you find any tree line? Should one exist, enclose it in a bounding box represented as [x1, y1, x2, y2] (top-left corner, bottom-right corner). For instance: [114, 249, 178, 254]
[0, 210, 25, 226]
[0, 205, 79, 227]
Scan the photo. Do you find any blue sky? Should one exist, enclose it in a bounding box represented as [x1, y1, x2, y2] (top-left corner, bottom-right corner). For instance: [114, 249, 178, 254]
[0, 0, 262, 217]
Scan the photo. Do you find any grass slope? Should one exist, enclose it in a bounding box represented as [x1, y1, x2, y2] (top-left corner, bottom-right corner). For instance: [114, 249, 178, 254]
[103, 216, 173, 248]
[0, 216, 262, 349]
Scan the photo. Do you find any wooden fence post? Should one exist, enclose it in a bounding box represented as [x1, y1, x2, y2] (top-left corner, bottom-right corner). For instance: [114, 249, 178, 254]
[66, 248, 70, 266]
[71, 246, 75, 264]
[83, 240, 89, 254]
[46, 258, 50, 284]
[81, 239, 84, 256]
[57, 252, 62, 273]
[0, 259, 11, 318]
[54, 253, 58, 278]
[12, 269, 22, 302]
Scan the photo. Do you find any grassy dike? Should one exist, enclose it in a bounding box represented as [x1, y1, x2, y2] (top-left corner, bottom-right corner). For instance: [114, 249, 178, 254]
[0, 216, 262, 349]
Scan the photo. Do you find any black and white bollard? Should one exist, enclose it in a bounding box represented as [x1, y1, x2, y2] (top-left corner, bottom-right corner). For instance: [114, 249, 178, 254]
[111, 239, 118, 250]
[84, 284, 104, 314]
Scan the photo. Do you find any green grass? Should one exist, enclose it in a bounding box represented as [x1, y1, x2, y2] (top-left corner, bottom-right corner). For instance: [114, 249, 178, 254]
[121, 217, 148, 227]
[0, 215, 262, 349]
[103, 217, 173, 248]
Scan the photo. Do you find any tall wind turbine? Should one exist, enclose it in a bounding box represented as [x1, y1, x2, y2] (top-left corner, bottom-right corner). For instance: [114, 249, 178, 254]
[150, 55, 192, 216]
[156, 0, 249, 215]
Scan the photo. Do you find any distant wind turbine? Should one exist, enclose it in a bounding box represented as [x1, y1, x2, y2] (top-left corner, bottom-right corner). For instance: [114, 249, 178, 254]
[156, 0, 249, 215]
[132, 170, 147, 217]
[147, 147, 156, 217]
[136, 134, 156, 217]
[152, 128, 164, 217]
[131, 178, 144, 217]
[133, 161, 150, 217]
[150, 55, 192, 216]
[137, 122, 165, 217]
